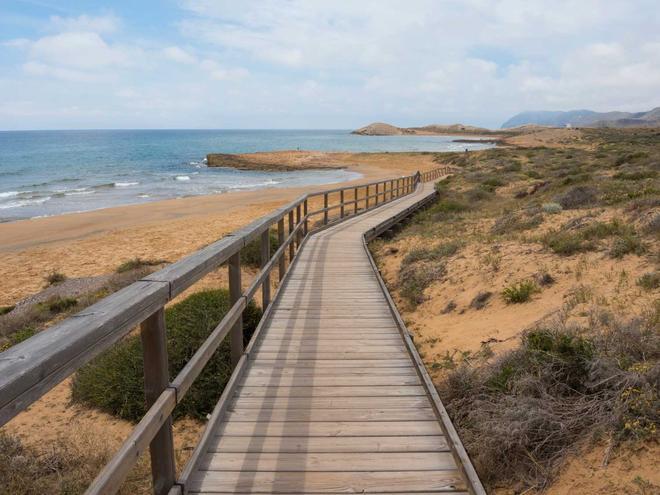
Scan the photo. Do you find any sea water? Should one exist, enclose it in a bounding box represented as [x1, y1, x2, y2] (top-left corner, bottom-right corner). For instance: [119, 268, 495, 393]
[0, 129, 493, 221]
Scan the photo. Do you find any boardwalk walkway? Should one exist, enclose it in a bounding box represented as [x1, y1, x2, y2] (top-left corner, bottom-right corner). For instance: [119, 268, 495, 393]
[184, 182, 484, 494]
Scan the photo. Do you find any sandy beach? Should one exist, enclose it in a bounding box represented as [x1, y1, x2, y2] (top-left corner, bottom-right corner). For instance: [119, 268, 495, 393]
[0, 151, 437, 306]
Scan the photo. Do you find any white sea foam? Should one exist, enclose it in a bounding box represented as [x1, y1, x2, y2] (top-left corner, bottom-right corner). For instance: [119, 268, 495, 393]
[0, 191, 20, 198]
[175, 176, 191, 181]
[0, 196, 52, 209]
[65, 190, 95, 196]
[115, 182, 139, 187]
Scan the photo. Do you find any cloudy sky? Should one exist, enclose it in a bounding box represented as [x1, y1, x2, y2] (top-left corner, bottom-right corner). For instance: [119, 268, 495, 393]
[1, 0, 659, 130]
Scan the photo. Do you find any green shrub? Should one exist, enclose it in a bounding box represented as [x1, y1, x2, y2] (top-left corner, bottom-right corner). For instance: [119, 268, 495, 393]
[398, 262, 446, 307]
[116, 258, 167, 274]
[71, 289, 262, 421]
[542, 230, 592, 255]
[0, 326, 38, 352]
[556, 186, 597, 209]
[39, 296, 78, 314]
[491, 212, 543, 235]
[44, 271, 66, 286]
[240, 229, 281, 268]
[402, 241, 461, 266]
[542, 202, 562, 214]
[637, 272, 660, 291]
[434, 199, 469, 213]
[0, 305, 15, 316]
[609, 234, 646, 258]
[502, 280, 539, 304]
[613, 170, 657, 181]
[438, 313, 659, 490]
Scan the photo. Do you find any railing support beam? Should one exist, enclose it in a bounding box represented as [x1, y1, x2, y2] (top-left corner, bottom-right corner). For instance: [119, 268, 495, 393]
[228, 253, 243, 367]
[260, 230, 271, 309]
[277, 219, 285, 281]
[140, 308, 176, 495]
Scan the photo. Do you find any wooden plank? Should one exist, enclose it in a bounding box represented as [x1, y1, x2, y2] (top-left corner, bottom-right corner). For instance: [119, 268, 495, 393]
[188, 470, 466, 493]
[234, 385, 426, 398]
[230, 396, 432, 410]
[215, 420, 443, 437]
[240, 375, 420, 387]
[246, 359, 413, 368]
[224, 408, 437, 422]
[208, 435, 450, 453]
[199, 452, 457, 472]
[244, 366, 416, 377]
[250, 352, 409, 361]
[254, 345, 406, 354]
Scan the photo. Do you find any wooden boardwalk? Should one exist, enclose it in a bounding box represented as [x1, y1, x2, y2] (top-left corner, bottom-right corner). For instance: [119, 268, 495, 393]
[184, 182, 483, 494]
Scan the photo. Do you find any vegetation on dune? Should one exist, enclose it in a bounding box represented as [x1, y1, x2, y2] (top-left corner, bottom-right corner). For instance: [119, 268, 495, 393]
[502, 280, 539, 304]
[44, 271, 67, 286]
[115, 257, 167, 273]
[439, 307, 659, 491]
[71, 289, 262, 421]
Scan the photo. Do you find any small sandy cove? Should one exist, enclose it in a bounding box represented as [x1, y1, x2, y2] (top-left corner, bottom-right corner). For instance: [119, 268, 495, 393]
[0, 151, 436, 305]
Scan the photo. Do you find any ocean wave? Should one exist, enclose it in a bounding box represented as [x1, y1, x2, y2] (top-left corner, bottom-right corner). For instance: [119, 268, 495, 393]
[65, 190, 95, 196]
[0, 196, 52, 209]
[115, 181, 139, 187]
[0, 191, 20, 198]
[175, 176, 191, 181]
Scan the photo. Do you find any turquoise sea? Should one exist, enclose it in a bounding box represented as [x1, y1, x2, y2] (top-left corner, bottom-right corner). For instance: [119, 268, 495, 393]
[0, 129, 493, 221]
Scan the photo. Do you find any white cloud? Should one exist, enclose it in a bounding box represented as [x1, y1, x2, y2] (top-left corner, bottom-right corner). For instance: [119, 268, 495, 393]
[29, 31, 130, 69]
[49, 14, 120, 34]
[163, 46, 197, 64]
[1, 1, 659, 129]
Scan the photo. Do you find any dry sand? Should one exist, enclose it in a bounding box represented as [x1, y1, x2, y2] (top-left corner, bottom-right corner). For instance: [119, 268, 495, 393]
[0, 151, 435, 306]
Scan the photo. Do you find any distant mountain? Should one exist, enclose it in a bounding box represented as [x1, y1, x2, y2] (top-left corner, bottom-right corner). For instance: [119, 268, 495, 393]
[501, 107, 660, 129]
[352, 122, 493, 136]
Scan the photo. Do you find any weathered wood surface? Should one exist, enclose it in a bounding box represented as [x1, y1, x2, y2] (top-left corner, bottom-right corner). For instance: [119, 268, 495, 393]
[184, 182, 484, 494]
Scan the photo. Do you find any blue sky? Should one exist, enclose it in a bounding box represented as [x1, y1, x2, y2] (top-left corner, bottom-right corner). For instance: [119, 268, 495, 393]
[1, 0, 659, 130]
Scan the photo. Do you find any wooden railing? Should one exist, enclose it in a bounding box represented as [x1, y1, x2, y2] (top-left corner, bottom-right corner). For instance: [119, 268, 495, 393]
[420, 165, 452, 182]
[0, 165, 449, 495]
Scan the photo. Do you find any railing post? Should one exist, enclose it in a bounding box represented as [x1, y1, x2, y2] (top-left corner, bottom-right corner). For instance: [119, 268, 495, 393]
[323, 193, 328, 225]
[260, 229, 271, 309]
[366, 185, 370, 209]
[340, 189, 345, 218]
[288, 210, 295, 261]
[140, 308, 176, 495]
[375, 183, 379, 205]
[295, 204, 302, 246]
[303, 199, 308, 235]
[415, 171, 421, 186]
[229, 252, 242, 367]
[277, 218, 285, 281]
[354, 187, 358, 214]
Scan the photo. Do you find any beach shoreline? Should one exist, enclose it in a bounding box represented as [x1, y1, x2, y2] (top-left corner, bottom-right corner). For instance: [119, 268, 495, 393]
[0, 150, 439, 305]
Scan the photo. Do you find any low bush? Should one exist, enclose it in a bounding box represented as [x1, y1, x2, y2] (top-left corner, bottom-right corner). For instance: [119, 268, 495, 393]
[0, 431, 140, 495]
[542, 230, 592, 255]
[470, 291, 492, 310]
[439, 312, 660, 491]
[402, 241, 461, 267]
[491, 212, 543, 235]
[637, 272, 660, 291]
[542, 202, 562, 214]
[40, 296, 78, 314]
[610, 234, 646, 258]
[0, 305, 14, 316]
[71, 289, 262, 421]
[613, 170, 657, 181]
[502, 280, 539, 304]
[556, 186, 598, 209]
[44, 271, 66, 286]
[240, 229, 281, 267]
[398, 262, 446, 307]
[116, 258, 167, 274]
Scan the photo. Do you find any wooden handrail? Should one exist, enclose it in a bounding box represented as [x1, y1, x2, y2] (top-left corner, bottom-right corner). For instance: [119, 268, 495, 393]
[0, 164, 451, 495]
